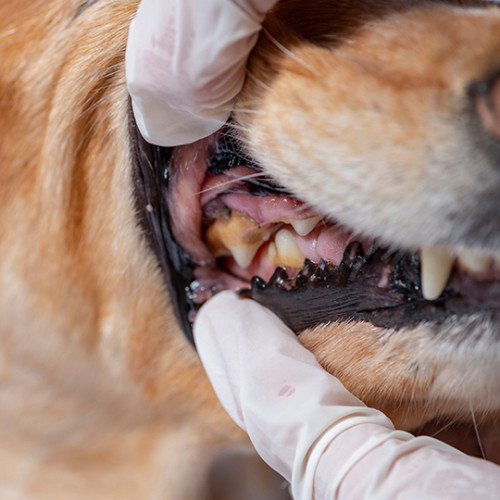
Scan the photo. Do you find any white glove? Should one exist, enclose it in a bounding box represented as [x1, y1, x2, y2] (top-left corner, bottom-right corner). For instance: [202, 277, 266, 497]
[126, 0, 277, 146]
[194, 291, 500, 500]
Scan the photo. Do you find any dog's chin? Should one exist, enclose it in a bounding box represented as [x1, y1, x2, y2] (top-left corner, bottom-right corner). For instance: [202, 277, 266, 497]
[132, 120, 500, 432]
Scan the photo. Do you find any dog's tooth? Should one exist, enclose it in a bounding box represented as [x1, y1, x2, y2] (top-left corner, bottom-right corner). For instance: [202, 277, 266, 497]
[275, 229, 305, 268]
[289, 216, 321, 236]
[205, 212, 272, 268]
[420, 246, 455, 300]
[456, 249, 491, 276]
[227, 241, 262, 269]
[266, 241, 278, 263]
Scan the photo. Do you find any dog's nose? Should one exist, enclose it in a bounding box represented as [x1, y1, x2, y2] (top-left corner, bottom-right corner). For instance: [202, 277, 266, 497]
[471, 73, 500, 142]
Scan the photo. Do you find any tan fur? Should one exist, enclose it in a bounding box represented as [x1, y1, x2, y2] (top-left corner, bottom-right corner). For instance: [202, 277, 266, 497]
[0, 0, 498, 497]
[236, 0, 500, 428]
[0, 1, 246, 498]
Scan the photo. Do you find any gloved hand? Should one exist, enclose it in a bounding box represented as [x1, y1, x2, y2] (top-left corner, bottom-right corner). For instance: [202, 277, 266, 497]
[194, 291, 500, 500]
[126, 0, 277, 146]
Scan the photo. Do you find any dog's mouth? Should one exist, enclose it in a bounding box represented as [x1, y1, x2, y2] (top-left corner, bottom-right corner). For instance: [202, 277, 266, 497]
[132, 121, 500, 344]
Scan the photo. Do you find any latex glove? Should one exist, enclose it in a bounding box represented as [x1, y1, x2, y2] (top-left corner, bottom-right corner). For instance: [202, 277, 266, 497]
[194, 291, 500, 500]
[126, 0, 277, 146]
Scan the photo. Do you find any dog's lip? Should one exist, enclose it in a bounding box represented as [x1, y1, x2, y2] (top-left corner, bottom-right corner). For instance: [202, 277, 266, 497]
[242, 245, 500, 334]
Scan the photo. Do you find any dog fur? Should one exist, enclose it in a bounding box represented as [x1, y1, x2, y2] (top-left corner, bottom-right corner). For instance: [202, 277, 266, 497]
[0, 0, 498, 498]
[236, 0, 500, 428]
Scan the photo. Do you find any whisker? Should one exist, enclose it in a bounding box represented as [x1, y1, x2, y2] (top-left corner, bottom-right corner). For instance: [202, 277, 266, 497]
[429, 419, 457, 438]
[262, 28, 315, 74]
[231, 108, 263, 115]
[215, 120, 248, 134]
[209, 104, 256, 117]
[196, 172, 266, 195]
[245, 71, 272, 90]
[214, 129, 242, 143]
[469, 401, 486, 460]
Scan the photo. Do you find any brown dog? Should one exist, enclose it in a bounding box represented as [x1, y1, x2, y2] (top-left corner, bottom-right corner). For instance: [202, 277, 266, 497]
[0, 0, 499, 498]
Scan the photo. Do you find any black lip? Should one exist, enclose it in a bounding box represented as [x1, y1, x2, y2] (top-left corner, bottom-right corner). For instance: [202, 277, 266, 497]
[130, 113, 500, 346]
[130, 110, 197, 345]
[239, 243, 411, 332]
[240, 243, 500, 334]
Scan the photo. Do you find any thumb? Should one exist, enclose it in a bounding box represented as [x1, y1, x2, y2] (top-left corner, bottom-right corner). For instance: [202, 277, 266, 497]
[193, 291, 393, 486]
[194, 292, 500, 500]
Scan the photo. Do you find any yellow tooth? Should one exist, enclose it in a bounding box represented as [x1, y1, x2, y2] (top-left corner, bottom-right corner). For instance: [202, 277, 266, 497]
[275, 229, 305, 269]
[456, 249, 492, 276]
[266, 241, 277, 264]
[205, 211, 271, 269]
[420, 246, 455, 300]
[289, 216, 321, 236]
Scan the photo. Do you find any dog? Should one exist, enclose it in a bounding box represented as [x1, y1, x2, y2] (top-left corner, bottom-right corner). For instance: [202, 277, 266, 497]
[0, 0, 499, 498]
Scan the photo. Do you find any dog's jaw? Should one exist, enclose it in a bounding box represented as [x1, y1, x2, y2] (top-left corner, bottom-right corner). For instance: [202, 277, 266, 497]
[299, 317, 500, 429]
[129, 1, 500, 431]
[228, 3, 500, 428]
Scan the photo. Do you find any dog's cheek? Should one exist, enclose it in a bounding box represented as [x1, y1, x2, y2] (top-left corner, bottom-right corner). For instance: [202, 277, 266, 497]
[237, 7, 500, 252]
[300, 320, 500, 429]
[298, 322, 440, 429]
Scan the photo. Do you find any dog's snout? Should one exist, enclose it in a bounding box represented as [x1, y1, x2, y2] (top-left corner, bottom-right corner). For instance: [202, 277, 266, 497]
[470, 73, 500, 142]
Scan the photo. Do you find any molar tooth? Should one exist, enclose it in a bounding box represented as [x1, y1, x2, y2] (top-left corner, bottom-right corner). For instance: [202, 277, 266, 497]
[289, 216, 321, 236]
[275, 229, 305, 269]
[420, 246, 455, 300]
[205, 212, 272, 269]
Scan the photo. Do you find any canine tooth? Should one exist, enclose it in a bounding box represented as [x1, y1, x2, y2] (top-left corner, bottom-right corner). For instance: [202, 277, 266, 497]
[227, 242, 261, 269]
[289, 216, 321, 236]
[456, 249, 491, 275]
[266, 242, 278, 264]
[275, 229, 305, 269]
[420, 246, 455, 300]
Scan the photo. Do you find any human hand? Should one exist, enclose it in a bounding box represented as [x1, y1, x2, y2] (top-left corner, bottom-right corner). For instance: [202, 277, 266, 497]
[194, 291, 500, 499]
[126, 0, 277, 146]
